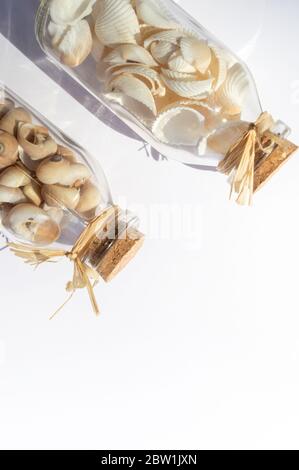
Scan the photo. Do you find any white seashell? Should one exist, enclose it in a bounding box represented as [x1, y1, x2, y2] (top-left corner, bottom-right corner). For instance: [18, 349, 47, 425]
[207, 120, 249, 155]
[152, 107, 205, 146]
[95, 0, 140, 46]
[0, 185, 26, 204]
[144, 29, 188, 49]
[168, 52, 197, 74]
[215, 63, 250, 116]
[180, 37, 211, 74]
[135, 0, 178, 29]
[108, 74, 157, 115]
[110, 65, 165, 96]
[150, 41, 178, 65]
[161, 68, 195, 81]
[162, 76, 213, 99]
[209, 46, 228, 90]
[0, 165, 31, 188]
[50, 0, 96, 25]
[49, 20, 92, 67]
[104, 44, 157, 66]
[91, 34, 105, 61]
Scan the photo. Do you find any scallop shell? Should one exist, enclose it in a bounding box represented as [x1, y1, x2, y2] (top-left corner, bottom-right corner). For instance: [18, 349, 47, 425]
[168, 52, 197, 74]
[162, 76, 213, 99]
[207, 120, 249, 155]
[107, 74, 157, 115]
[215, 63, 250, 116]
[150, 41, 178, 65]
[104, 44, 158, 66]
[152, 107, 205, 146]
[95, 0, 140, 46]
[50, 0, 96, 25]
[209, 46, 228, 90]
[110, 65, 165, 96]
[180, 37, 212, 74]
[49, 20, 92, 67]
[144, 30, 187, 49]
[135, 0, 178, 29]
[161, 68, 195, 81]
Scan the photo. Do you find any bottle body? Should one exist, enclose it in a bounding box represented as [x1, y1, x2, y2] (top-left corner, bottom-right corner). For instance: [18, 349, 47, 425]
[0, 86, 143, 281]
[35, 0, 264, 167]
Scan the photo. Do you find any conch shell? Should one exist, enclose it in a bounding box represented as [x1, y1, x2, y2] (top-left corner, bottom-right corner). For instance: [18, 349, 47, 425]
[95, 0, 140, 46]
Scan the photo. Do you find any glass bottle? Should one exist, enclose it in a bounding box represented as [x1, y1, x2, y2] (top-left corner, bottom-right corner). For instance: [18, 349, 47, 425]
[0, 86, 144, 283]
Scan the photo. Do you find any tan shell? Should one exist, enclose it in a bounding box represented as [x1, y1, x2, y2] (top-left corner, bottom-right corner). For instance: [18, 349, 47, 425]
[0, 165, 31, 188]
[95, 0, 140, 46]
[50, 0, 96, 25]
[42, 184, 80, 210]
[42, 204, 64, 225]
[0, 185, 26, 204]
[0, 131, 19, 170]
[0, 107, 32, 136]
[0, 98, 14, 119]
[49, 20, 93, 68]
[17, 123, 57, 160]
[6, 203, 61, 245]
[23, 181, 42, 207]
[36, 155, 91, 187]
[209, 46, 228, 90]
[56, 145, 77, 162]
[76, 181, 102, 213]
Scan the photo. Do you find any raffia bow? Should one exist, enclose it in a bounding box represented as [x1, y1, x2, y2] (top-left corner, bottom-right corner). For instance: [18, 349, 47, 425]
[7, 206, 118, 319]
[217, 112, 296, 206]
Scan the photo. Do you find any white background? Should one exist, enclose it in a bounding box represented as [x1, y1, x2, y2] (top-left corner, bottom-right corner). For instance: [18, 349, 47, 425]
[0, 0, 299, 450]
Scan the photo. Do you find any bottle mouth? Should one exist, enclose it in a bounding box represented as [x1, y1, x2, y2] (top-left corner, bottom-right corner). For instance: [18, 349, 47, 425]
[85, 206, 144, 282]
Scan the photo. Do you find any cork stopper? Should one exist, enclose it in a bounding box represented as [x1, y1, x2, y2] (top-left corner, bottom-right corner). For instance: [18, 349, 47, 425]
[254, 131, 298, 192]
[96, 227, 144, 282]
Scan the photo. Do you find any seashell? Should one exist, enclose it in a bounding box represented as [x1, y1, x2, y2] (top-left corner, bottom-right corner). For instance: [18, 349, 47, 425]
[56, 145, 77, 162]
[48, 20, 93, 67]
[0, 131, 19, 170]
[23, 182, 42, 207]
[104, 44, 158, 67]
[108, 74, 157, 115]
[0, 98, 14, 120]
[152, 107, 205, 146]
[6, 203, 61, 245]
[0, 165, 31, 188]
[144, 29, 188, 49]
[91, 34, 105, 61]
[95, 0, 140, 46]
[180, 37, 211, 74]
[162, 76, 213, 99]
[135, 0, 178, 29]
[168, 52, 197, 74]
[161, 68, 195, 81]
[138, 23, 160, 43]
[36, 155, 91, 187]
[0, 107, 32, 136]
[50, 0, 96, 25]
[150, 41, 178, 65]
[110, 65, 165, 96]
[17, 124, 57, 161]
[42, 184, 80, 210]
[207, 120, 249, 155]
[209, 46, 228, 90]
[215, 63, 250, 116]
[42, 204, 64, 225]
[0, 185, 26, 204]
[76, 181, 102, 213]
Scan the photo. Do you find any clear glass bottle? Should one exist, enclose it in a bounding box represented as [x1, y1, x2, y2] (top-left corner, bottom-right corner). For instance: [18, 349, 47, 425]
[0, 86, 144, 282]
[35, 0, 291, 169]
